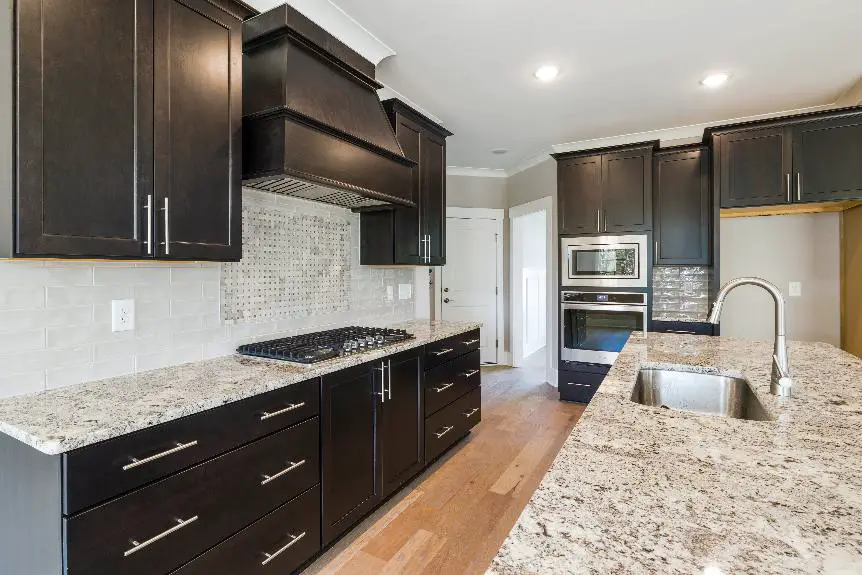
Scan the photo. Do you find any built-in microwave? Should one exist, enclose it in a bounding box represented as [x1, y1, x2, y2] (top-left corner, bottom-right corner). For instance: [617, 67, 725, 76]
[561, 234, 648, 288]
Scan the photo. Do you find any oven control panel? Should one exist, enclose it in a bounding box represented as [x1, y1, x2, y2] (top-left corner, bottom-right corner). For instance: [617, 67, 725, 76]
[561, 291, 647, 305]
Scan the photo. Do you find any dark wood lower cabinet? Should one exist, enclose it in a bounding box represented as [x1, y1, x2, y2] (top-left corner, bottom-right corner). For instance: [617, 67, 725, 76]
[379, 348, 424, 499]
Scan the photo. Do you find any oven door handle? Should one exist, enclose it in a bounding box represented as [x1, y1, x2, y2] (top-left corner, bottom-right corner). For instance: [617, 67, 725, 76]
[561, 303, 647, 313]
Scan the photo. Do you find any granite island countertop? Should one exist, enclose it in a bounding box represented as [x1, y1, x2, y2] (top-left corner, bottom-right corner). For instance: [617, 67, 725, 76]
[490, 333, 862, 574]
[0, 320, 481, 455]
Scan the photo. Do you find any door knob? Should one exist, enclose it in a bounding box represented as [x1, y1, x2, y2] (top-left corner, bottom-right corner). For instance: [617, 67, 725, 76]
[443, 288, 449, 293]
[443, 298, 450, 303]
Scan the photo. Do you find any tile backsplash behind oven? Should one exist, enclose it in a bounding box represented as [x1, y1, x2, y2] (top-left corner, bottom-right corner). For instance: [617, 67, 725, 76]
[652, 266, 712, 322]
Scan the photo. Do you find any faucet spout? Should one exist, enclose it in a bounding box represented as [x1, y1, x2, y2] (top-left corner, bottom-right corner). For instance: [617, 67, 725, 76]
[708, 277, 792, 397]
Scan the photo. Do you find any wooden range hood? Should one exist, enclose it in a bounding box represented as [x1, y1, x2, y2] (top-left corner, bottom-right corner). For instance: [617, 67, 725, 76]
[241, 4, 416, 209]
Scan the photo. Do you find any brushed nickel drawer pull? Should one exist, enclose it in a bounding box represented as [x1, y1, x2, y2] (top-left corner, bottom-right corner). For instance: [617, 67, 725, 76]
[463, 408, 479, 418]
[434, 426, 454, 439]
[261, 460, 306, 486]
[122, 441, 199, 471]
[144, 194, 153, 255]
[260, 402, 305, 421]
[261, 531, 307, 566]
[433, 382, 455, 393]
[124, 515, 198, 557]
[433, 348, 454, 356]
[462, 338, 480, 346]
[464, 369, 480, 378]
[567, 382, 591, 387]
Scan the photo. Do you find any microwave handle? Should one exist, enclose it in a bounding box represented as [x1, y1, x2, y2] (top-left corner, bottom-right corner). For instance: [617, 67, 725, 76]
[561, 303, 647, 313]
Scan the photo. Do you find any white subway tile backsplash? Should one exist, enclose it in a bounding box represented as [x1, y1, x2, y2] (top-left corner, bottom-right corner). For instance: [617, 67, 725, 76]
[0, 346, 91, 375]
[0, 306, 92, 332]
[0, 371, 46, 396]
[0, 329, 46, 354]
[46, 358, 134, 390]
[0, 286, 46, 310]
[46, 285, 133, 307]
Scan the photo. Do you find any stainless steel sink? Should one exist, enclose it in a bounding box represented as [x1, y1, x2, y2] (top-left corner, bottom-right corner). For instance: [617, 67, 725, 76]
[631, 369, 774, 421]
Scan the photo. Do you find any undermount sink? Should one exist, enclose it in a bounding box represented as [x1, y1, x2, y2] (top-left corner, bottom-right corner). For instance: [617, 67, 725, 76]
[631, 369, 774, 421]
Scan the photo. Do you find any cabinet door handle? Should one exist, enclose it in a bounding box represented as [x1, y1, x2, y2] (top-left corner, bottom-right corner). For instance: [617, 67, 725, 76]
[797, 172, 802, 201]
[786, 173, 792, 202]
[160, 197, 170, 255]
[433, 382, 455, 393]
[260, 402, 305, 421]
[374, 362, 387, 403]
[596, 209, 601, 231]
[125, 516, 199, 557]
[261, 532, 307, 566]
[462, 338, 480, 346]
[144, 194, 154, 255]
[260, 459, 306, 486]
[434, 348, 454, 356]
[434, 425, 454, 439]
[463, 408, 479, 418]
[464, 369, 480, 379]
[654, 240, 659, 259]
[122, 440, 199, 471]
[567, 382, 592, 387]
[603, 209, 608, 232]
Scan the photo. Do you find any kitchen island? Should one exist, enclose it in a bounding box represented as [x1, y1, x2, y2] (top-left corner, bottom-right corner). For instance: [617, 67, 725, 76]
[490, 332, 862, 574]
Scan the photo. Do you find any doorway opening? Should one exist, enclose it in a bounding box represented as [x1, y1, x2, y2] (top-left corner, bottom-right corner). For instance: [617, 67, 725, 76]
[510, 197, 554, 380]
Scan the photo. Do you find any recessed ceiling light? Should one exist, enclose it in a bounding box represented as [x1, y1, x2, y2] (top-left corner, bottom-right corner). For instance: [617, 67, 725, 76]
[701, 73, 730, 88]
[534, 65, 559, 82]
[491, 148, 509, 155]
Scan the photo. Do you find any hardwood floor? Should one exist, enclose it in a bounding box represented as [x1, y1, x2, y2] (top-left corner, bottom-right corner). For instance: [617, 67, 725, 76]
[304, 354, 586, 575]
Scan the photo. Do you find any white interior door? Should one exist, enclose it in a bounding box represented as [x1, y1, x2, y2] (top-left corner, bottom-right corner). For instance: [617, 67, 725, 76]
[441, 216, 499, 363]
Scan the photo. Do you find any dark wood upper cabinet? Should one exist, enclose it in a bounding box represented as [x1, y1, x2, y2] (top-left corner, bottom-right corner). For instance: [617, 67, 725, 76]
[555, 143, 654, 235]
[321, 364, 379, 546]
[653, 146, 711, 265]
[360, 99, 452, 266]
[378, 348, 423, 499]
[792, 115, 862, 202]
[153, 0, 242, 261]
[7, 0, 244, 260]
[714, 126, 791, 208]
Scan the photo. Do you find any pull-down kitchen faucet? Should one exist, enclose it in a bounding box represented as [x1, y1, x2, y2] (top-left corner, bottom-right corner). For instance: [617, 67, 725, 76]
[707, 277, 792, 398]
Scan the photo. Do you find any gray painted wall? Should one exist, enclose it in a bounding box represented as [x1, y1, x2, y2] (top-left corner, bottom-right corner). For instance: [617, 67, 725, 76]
[720, 213, 841, 346]
[446, 174, 507, 209]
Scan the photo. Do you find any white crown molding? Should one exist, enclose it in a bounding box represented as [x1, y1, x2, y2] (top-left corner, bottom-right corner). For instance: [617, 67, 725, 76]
[506, 148, 554, 178]
[836, 76, 862, 106]
[551, 104, 834, 155]
[247, 0, 396, 66]
[446, 166, 508, 178]
[377, 85, 448, 128]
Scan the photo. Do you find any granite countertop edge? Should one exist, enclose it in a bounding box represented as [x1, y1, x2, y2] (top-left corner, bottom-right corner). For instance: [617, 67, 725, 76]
[0, 320, 482, 455]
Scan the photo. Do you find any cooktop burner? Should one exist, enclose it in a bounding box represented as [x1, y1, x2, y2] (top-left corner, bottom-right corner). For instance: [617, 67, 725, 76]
[236, 326, 414, 364]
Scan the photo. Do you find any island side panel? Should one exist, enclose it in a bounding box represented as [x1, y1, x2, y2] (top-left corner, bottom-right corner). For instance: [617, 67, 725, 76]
[0, 433, 64, 575]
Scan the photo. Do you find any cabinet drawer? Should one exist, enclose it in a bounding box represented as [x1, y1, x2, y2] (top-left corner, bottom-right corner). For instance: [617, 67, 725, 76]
[424, 329, 480, 369]
[63, 378, 319, 514]
[64, 418, 320, 575]
[424, 350, 480, 416]
[172, 485, 321, 575]
[424, 387, 480, 463]
[558, 371, 604, 404]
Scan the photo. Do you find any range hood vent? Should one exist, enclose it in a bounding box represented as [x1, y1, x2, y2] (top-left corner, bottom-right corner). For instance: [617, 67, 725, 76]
[241, 5, 416, 209]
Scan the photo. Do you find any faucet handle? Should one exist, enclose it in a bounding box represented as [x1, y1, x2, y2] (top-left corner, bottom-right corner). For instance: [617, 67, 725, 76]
[772, 354, 793, 398]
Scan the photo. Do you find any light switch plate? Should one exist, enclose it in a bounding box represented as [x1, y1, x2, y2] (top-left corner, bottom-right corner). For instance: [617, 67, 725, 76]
[111, 299, 136, 332]
[789, 282, 802, 297]
[398, 283, 412, 300]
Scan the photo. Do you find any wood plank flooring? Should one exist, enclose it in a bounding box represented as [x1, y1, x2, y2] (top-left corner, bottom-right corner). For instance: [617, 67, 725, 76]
[304, 356, 586, 575]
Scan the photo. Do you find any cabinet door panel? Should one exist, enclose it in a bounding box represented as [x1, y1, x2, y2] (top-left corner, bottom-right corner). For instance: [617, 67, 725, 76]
[16, 0, 152, 257]
[558, 155, 602, 234]
[393, 117, 423, 264]
[423, 132, 447, 265]
[718, 127, 791, 208]
[154, 0, 241, 260]
[321, 364, 378, 546]
[379, 349, 423, 498]
[793, 116, 862, 202]
[653, 148, 710, 265]
[602, 148, 652, 232]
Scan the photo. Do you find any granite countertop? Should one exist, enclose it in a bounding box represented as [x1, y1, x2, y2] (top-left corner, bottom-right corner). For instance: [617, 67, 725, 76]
[490, 333, 862, 574]
[0, 320, 481, 455]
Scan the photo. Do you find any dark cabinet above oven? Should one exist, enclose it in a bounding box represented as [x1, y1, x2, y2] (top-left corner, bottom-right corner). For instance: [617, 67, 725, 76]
[554, 142, 656, 235]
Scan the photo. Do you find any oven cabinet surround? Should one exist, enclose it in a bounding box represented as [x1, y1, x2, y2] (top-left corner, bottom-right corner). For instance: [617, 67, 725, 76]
[553, 142, 656, 235]
[710, 107, 862, 209]
[359, 99, 453, 266]
[0, 324, 482, 575]
[1, 0, 248, 260]
[652, 146, 712, 266]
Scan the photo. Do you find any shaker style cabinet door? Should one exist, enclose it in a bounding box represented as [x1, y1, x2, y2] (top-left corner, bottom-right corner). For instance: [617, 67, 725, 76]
[557, 154, 602, 235]
[716, 126, 792, 208]
[792, 115, 862, 203]
[15, 0, 153, 257]
[153, 0, 242, 261]
[422, 131, 447, 266]
[601, 146, 652, 233]
[653, 147, 711, 265]
[378, 348, 423, 499]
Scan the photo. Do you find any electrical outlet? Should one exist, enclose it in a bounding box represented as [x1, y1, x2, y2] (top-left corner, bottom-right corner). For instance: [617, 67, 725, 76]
[398, 283, 412, 300]
[789, 282, 802, 297]
[111, 299, 136, 332]
[386, 286, 394, 302]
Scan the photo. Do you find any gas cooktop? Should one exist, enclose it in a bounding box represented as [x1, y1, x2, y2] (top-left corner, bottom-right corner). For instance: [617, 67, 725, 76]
[236, 326, 414, 364]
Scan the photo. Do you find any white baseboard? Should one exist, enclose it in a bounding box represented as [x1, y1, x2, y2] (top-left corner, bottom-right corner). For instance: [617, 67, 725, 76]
[546, 367, 559, 388]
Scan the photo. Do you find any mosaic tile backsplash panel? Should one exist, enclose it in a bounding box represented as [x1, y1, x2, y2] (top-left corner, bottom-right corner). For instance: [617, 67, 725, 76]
[652, 266, 712, 322]
[222, 189, 413, 323]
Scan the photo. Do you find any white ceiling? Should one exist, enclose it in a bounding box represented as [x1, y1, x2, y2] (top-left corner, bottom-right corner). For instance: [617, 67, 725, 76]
[246, 0, 862, 173]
